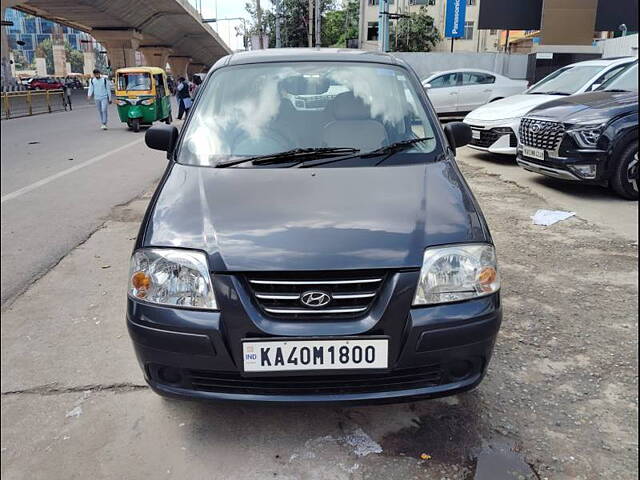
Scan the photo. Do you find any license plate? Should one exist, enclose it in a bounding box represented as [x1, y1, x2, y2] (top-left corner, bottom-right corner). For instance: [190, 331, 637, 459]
[522, 146, 545, 161]
[472, 130, 481, 139]
[242, 338, 388, 372]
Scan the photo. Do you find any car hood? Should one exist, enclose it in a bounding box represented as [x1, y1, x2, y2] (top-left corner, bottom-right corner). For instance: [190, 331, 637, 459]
[143, 162, 486, 271]
[465, 94, 559, 122]
[524, 90, 638, 125]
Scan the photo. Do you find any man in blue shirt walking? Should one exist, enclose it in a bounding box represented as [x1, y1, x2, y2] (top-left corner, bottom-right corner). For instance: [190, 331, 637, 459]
[87, 69, 112, 130]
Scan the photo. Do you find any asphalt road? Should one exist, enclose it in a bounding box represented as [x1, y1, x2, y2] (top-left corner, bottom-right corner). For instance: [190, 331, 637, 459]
[0, 100, 169, 305]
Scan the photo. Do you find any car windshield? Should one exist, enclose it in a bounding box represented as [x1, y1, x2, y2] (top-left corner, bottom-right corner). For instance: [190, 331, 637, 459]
[599, 62, 638, 91]
[527, 65, 604, 95]
[178, 62, 439, 167]
[118, 73, 151, 91]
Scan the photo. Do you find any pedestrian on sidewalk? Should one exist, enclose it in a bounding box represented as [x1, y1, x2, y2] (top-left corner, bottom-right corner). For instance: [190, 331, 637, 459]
[87, 68, 112, 130]
[175, 76, 192, 120]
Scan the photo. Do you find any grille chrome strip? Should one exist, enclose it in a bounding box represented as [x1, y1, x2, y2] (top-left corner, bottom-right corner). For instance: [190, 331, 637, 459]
[332, 292, 377, 299]
[264, 307, 368, 314]
[250, 278, 382, 285]
[255, 293, 301, 300]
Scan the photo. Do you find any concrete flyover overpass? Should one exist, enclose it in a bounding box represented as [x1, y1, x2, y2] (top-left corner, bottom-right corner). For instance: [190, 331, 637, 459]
[2, 0, 232, 81]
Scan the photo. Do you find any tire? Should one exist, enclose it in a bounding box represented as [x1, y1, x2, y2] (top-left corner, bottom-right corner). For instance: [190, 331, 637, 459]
[132, 118, 140, 133]
[611, 140, 639, 200]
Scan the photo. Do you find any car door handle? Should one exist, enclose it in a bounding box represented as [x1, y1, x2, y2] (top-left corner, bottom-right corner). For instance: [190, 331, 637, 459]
[449, 92, 457, 95]
[483, 89, 492, 92]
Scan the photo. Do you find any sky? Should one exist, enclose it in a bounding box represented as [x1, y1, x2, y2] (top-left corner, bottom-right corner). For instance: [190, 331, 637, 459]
[191, 0, 274, 51]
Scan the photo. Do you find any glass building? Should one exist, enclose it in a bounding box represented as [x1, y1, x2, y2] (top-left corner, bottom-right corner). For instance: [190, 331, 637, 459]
[4, 8, 94, 66]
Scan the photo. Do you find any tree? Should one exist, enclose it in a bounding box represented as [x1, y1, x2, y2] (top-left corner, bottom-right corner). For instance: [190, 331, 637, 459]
[322, 0, 359, 47]
[244, 0, 345, 48]
[390, 7, 440, 52]
[35, 38, 87, 74]
[35, 38, 54, 74]
[68, 49, 84, 73]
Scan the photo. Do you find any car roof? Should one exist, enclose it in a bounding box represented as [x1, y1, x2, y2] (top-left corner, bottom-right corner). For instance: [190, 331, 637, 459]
[566, 56, 636, 67]
[226, 48, 403, 66]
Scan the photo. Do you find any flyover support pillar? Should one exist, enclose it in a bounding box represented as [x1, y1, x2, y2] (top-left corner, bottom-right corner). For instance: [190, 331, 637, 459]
[168, 56, 191, 79]
[139, 47, 172, 69]
[91, 29, 142, 72]
[187, 63, 206, 78]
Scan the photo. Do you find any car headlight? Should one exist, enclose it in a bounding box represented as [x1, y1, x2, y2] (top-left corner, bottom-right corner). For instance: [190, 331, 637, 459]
[140, 98, 155, 105]
[129, 248, 217, 310]
[413, 244, 500, 306]
[115, 99, 127, 106]
[567, 123, 606, 149]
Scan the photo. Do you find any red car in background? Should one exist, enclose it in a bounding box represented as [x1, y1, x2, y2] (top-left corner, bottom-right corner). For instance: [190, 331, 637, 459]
[27, 78, 64, 90]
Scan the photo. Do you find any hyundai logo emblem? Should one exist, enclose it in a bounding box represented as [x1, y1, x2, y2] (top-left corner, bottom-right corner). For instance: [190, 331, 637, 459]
[530, 123, 541, 134]
[300, 291, 331, 308]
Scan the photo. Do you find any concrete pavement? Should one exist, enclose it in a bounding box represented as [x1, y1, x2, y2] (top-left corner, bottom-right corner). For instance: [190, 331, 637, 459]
[458, 148, 639, 242]
[0, 102, 167, 305]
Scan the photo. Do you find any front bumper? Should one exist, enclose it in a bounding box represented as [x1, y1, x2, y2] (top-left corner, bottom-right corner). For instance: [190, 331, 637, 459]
[516, 147, 609, 184]
[464, 118, 521, 155]
[127, 272, 502, 405]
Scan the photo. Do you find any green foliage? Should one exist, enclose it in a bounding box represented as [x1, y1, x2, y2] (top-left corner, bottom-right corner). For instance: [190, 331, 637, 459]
[244, 0, 358, 48]
[390, 7, 440, 52]
[322, 0, 359, 47]
[12, 50, 32, 70]
[35, 38, 86, 74]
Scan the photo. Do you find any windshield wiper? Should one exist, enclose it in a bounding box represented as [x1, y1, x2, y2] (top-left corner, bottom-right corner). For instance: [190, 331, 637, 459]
[215, 147, 360, 168]
[299, 137, 433, 168]
[604, 88, 631, 92]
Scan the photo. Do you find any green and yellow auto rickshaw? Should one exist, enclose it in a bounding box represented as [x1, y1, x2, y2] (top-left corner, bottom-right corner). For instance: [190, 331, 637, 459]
[115, 67, 172, 132]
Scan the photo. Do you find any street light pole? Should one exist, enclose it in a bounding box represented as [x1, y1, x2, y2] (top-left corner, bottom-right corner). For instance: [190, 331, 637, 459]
[275, 0, 282, 48]
[315, 0, 321, 47]
[256, 0, 264, 49]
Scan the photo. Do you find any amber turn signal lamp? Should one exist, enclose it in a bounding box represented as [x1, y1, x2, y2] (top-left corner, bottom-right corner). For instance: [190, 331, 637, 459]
[131, 271, 151, 297]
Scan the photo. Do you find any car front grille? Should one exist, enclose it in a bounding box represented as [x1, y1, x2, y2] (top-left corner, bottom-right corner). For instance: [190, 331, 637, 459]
[519, 118, 565, 151]
[186, 365, 443, 395]
[245, 271, 386, 319]
[468, 126, 517, 148]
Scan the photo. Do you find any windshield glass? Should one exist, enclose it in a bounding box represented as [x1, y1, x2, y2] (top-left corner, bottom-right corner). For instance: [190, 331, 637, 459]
[178, 62, 439, 167]
[527, 65, 603, 95]
[118, 73, 151, 91]
[599, 62, 638, 91]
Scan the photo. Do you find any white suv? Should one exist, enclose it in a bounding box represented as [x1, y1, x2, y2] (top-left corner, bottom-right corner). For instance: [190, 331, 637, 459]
[463, 57, 636, 155]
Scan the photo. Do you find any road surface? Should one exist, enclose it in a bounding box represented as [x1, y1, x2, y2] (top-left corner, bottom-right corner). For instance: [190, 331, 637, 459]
[0, 100, 169, 305]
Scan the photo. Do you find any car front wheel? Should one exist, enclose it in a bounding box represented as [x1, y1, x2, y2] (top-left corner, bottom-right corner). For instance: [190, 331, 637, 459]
[611, 140, 639, 200]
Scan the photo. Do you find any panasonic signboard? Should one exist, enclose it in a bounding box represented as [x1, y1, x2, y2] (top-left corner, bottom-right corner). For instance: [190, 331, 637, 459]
[445, 0, 467, 38]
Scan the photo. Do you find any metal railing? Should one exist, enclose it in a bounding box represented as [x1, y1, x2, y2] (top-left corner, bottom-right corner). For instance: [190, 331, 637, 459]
[1, 89, 70, 120]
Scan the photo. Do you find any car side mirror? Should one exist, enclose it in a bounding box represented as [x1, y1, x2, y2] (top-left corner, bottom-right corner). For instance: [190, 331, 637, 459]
[145, 124, 179, 158]
[443, 122, 472, 152]
[590, 83, 601, 91]
[423, 83, 432, 90]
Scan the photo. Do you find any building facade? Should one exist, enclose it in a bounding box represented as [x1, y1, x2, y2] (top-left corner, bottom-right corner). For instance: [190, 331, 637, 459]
[3, 8, 101, 77]
[359, 0, 501, 53]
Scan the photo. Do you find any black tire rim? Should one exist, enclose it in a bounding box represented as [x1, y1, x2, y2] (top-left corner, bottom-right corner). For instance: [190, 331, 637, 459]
[628, 151, 638, 193]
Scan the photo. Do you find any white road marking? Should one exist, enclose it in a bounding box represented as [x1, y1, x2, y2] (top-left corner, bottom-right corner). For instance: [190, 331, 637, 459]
[1, 138, 144, 204]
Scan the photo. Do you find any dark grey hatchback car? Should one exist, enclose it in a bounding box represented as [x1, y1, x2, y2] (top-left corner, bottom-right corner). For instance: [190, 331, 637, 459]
[128, 49, 502, 404]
